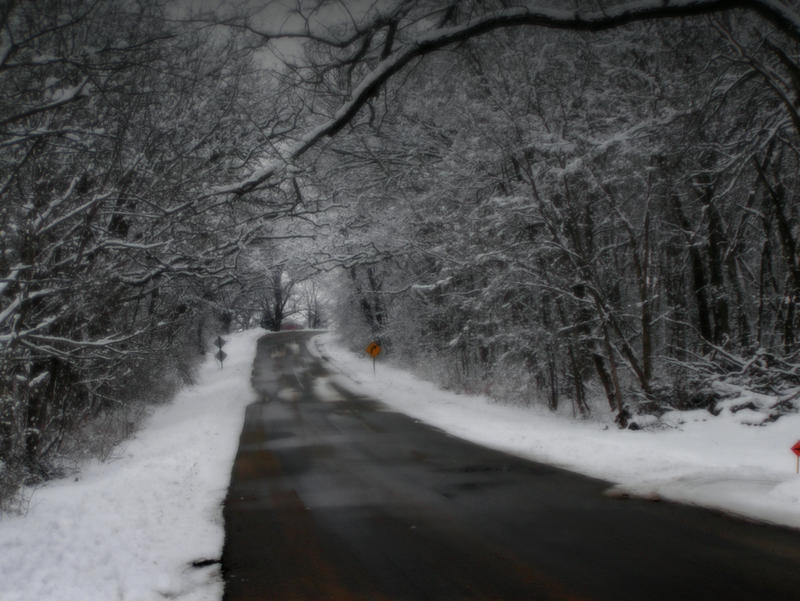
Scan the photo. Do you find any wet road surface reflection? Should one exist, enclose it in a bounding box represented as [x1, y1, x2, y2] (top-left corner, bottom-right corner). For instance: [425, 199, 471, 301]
[222, 331, 800, 601]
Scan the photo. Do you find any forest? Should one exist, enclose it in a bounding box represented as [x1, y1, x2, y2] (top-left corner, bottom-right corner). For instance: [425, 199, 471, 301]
[2, 0, 800, 501]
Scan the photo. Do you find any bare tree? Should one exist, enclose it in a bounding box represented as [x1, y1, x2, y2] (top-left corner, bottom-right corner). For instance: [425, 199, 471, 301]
[260, 266, 298, 331]
[0, 0, 286, 492]
[205, 0, 800, 195]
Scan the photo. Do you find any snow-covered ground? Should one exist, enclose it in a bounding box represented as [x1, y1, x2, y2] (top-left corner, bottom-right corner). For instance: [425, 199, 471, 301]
[0, 328, 262, 601]
[310, 332, 800, 531]
[3, 328, 800, 601]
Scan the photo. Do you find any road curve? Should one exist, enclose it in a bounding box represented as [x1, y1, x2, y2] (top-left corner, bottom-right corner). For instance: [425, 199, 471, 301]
[222, 331, 800, 601]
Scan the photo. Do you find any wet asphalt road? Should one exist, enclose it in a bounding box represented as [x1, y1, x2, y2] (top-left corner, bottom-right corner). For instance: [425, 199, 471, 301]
[222, 331, 800, 601]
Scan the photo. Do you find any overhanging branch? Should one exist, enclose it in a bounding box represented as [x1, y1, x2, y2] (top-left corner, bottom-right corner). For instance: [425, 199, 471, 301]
[217, 0, 800, 196]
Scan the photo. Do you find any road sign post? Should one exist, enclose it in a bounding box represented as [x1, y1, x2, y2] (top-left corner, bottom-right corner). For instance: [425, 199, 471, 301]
[792, 441, 800, 473]
[215, 336, 227, 369]
[366, 341, 381, 374]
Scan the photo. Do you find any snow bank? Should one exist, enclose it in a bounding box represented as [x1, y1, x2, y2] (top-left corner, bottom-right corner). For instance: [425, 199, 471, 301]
[311, 332, 800, 530]
[0, 329, 262, 601]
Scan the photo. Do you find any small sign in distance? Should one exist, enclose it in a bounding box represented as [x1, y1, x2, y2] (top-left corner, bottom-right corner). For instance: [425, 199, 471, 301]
[366, 341, 381, 358]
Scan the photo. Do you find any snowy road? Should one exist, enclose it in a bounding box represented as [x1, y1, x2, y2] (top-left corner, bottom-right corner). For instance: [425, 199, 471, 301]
[222, 331, 800, 601]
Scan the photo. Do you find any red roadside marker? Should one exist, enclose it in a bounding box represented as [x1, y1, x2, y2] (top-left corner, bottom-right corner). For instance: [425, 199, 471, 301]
[792, 441, 800, 473]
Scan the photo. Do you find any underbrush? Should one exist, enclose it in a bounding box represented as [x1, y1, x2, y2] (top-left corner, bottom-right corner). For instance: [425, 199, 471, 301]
[0, 356, 200, 515]
[374, 340, 800, 434]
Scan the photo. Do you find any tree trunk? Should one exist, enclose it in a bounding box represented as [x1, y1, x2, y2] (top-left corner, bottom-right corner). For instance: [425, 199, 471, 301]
[592, 351, 617, 412]
[700, 186, 730, 345]
[671, 194, 713, 346]
[602, 327, 624, 418]
[753, 158, 800, 353]
[547, 353, 559, 411]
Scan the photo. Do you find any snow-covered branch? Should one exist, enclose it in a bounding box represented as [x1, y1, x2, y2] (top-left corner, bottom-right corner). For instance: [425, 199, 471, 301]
[216, 0, 800, 195]
[0, 77, 89, 127]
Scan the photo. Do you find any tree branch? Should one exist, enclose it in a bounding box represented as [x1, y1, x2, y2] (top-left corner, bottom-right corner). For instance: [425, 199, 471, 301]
[217, 0, 800, 195]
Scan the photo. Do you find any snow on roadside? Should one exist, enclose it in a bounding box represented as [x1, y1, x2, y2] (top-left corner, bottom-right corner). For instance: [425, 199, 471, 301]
[0, 328, 263, 601]
[310, 332, 800, 530]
